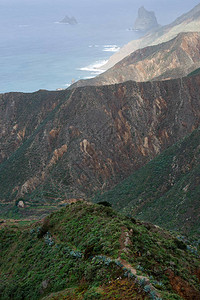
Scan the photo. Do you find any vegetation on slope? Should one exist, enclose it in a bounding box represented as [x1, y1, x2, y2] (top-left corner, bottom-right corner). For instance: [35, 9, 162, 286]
[188, 67, 200, 77]
[1, 75, 200, 211]
[0, 202, 200, 299]
[0, 89, 72, 204]
[0, 90, 62, 164]
[93, 129, 200, 237]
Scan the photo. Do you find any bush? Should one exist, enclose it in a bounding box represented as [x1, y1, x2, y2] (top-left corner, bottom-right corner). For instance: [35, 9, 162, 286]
[37, 218, 50, 238]
[83, 289, 101, 299]
[97, 201, 112, 207]
[84, 245, 95, 259]
[174, 239, 187, 250]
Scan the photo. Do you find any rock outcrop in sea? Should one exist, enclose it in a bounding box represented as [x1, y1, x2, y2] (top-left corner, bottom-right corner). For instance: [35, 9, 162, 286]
[60, 15, 77, 25]
[133, 6, 159, 32]
[103, 3, 200, 70]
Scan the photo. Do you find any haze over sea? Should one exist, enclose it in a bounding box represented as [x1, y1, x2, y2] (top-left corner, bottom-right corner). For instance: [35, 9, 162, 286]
[0, 0, 199, 93]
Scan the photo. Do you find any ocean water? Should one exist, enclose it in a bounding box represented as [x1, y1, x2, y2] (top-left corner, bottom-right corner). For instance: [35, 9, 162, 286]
[0, 0, 199, 93]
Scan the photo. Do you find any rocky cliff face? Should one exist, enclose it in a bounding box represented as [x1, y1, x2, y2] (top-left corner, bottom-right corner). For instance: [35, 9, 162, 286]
[133, 6, 159, 32]
[71, 32, 200, 88]
[0, 75, 199, 205]
[0, 89, 62, 164]
[102, 3, 200, 70]
[93, 128, 200, 236]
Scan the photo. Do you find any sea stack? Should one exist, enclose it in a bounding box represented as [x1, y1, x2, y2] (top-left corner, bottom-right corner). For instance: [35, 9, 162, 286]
[133, 6, 159, 32]
[60, 15, 78, 25]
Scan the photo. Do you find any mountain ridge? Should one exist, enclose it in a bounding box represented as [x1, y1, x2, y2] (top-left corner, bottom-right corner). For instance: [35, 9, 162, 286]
[1, 4, 200, 300]
[102, 3, 200, 70]
[1, 202, 200, 299]
[71, 32, 200, 88]
[0, 74, 199, 220]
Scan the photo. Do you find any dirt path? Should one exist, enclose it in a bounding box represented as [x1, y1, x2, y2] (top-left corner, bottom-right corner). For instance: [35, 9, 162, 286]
[118, 226, 162, 298]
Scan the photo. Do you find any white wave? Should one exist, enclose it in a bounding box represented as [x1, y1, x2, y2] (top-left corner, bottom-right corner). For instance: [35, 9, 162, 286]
[64, 83, 71, 87]
[104, 44, 118, 47]
[54, 22, 67, 24]
[83, 76, 94, 79]
[54, 22, 69, 24]
[103, 45, 120, 52]
[78, 60, 108, 75]
[56, 83, 71, 91]
[56, 88, 65, 91]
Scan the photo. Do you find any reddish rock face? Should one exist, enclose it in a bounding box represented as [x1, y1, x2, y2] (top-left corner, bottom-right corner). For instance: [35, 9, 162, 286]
[0, 89, 63, 164]
[72, 32, 200, 88]
[166, 269, 200, 299]
[0, 75, 199, 202]
[102, 3, 200, 70]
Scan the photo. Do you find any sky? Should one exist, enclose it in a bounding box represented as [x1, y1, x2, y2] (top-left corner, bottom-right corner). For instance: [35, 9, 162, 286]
[1, 0, 200, 25]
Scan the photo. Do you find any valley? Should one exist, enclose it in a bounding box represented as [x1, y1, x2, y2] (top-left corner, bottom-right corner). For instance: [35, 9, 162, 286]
[0, 2, 200, 299]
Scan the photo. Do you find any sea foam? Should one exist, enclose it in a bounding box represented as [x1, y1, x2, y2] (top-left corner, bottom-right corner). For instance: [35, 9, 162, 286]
[103, 45, 120, 52]
[78, 59, 108, 75]
[64, 83, 71, 87]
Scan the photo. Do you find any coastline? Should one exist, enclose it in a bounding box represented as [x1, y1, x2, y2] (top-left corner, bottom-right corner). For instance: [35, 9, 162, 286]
[76, 44, 120, 82]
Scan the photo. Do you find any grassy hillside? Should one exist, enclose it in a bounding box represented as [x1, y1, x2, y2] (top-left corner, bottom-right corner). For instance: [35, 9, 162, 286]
[1, 202, 200, 300]
[93, 129, 200, 237]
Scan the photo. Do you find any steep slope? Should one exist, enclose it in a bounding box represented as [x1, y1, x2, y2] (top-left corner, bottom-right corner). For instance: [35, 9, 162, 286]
[1, 202, 200, 299]
[0, 75, 199, 215]
[0, 89, 64, 164]
[102, 3, 200, 70]
[72, 32, 200, 88]
[93, 129, 200, 237]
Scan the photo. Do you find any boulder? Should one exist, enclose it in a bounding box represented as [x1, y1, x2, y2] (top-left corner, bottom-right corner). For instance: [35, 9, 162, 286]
[17, 200, 25, 208]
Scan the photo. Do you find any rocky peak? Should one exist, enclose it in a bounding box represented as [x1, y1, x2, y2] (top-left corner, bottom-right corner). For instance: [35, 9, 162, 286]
[103, 3, 200, 70]
[60, 15, 77, 25]
[133, 6, 159, 32]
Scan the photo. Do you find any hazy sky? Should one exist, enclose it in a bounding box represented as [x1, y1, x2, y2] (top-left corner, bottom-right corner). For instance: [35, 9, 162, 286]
[1, 0, 200, 25]
[0, 0, 199, 92]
